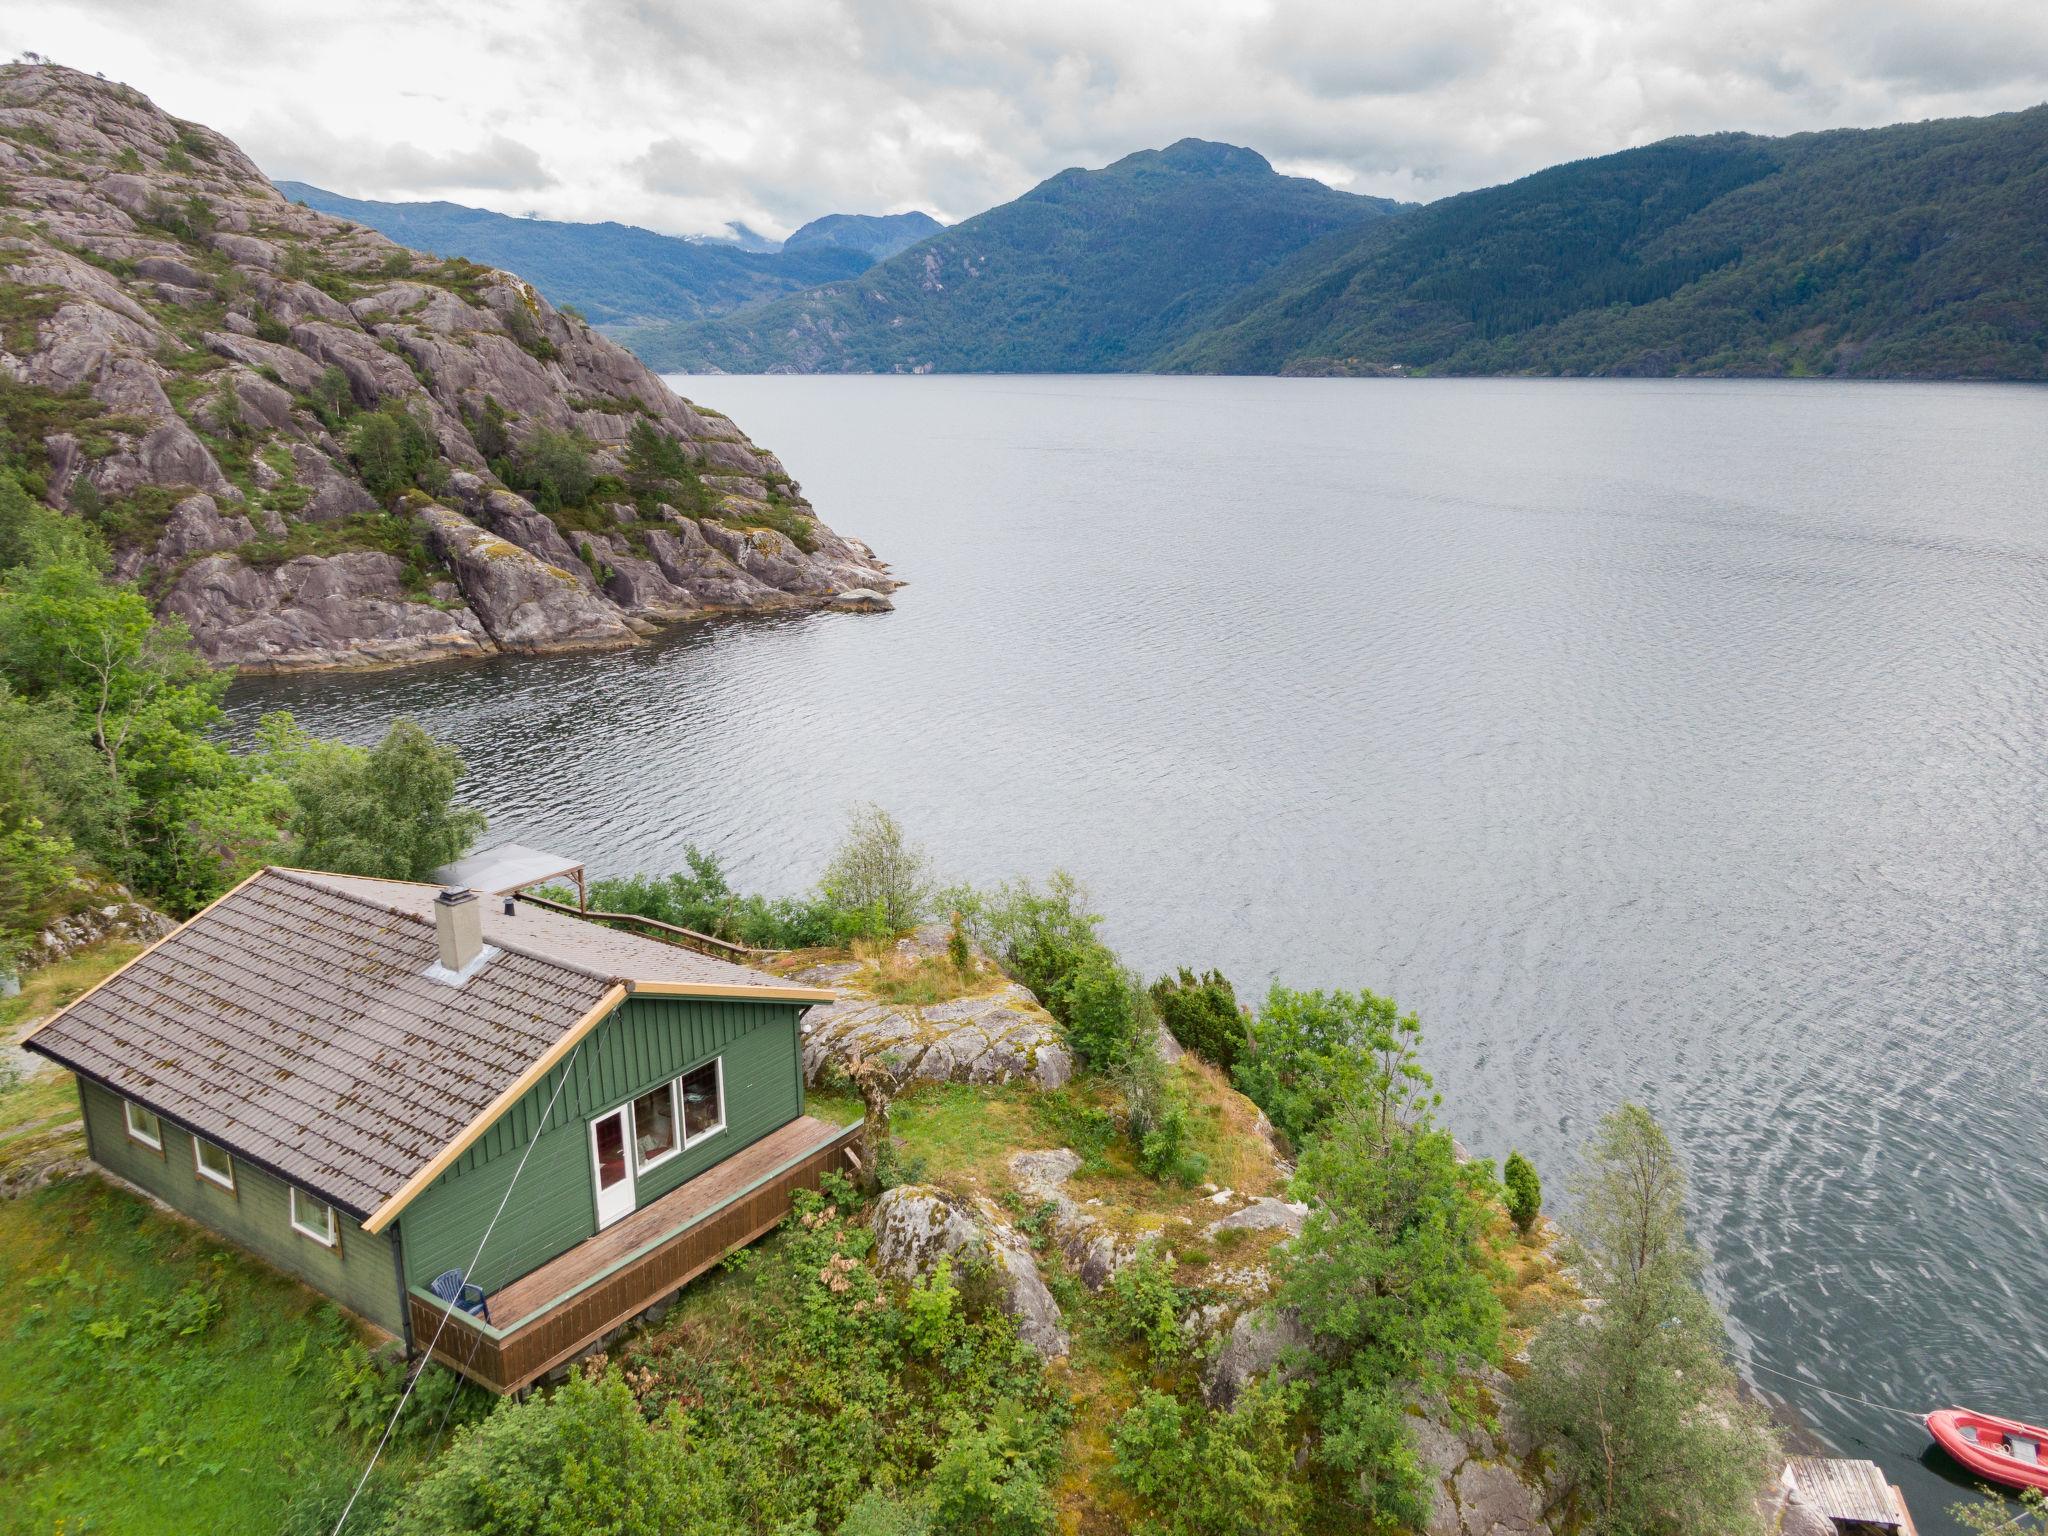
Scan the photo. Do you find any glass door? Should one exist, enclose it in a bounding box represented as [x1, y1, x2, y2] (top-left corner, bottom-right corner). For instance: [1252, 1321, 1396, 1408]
[590, 1106, 634, 1229]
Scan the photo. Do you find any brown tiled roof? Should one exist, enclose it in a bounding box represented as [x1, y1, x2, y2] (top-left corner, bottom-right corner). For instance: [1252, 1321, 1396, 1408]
[26, 868, 620, 1215]
[295, 871, 792, 991]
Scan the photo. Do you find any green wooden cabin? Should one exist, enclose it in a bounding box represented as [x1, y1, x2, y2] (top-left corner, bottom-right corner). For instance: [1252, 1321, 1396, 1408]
[28, 866, 855, 1392]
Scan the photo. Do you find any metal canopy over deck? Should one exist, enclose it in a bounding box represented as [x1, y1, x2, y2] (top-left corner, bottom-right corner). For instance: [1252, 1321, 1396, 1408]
[433, 843, 586, 905]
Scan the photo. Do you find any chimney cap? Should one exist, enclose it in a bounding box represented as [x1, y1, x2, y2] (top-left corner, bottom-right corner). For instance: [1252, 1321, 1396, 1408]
[436, 886, 477, 905]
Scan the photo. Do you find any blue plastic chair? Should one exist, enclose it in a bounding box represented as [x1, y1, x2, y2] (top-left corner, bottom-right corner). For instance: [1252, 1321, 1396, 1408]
[429, 1268, 489, 1323]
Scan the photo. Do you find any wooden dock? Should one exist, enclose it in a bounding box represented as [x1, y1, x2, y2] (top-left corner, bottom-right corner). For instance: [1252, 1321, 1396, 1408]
[1785, 1457, 1918, 1533]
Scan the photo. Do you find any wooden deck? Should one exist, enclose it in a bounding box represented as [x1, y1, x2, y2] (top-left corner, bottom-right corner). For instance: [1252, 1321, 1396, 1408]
[410, 1114, 858, 1393]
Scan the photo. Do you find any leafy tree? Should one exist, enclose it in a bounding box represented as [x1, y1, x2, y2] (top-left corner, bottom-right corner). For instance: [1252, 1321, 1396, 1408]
[393, 1368, 708, 1536]
[509, 427, 596, 513]
[955, 870, 1103, 1007]
[1149, 967, 1246, 1070]
[309, 365, 353, 430]
[926, 1403, 1059, 1535]
[258, 713, 484, 880]
[1503, 1150, 1542, 1234]
[468, 392, 512, 469]
[1514, 1104, 1778, 1536]
[625, 416, 694, 509]
[1235, 984, 1435, 1150]
[1057, 944, 1150, 1071]
[0, 468, 103, 572]
[1114, 1045, 1205, 1183]
[0, 559, 283, 909]
[1283, 1093, 1504, 1526]
[819, 804, 931, 934]
[1952, 1488, 2048, 1535]
[1112, 1379, 1304, 1536]
[347, 399, 440, 501]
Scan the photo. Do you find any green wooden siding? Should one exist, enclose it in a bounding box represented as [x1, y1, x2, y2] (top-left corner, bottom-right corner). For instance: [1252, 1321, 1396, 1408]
[398, 996, 806, 1295]
[78, 1077, 406, 1336]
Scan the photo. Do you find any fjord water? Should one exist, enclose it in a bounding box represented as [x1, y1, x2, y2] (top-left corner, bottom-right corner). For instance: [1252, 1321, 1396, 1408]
[231, 376, 2047, 1528]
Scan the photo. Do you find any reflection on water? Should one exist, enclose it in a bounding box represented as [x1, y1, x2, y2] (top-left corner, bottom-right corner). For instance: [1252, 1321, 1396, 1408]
[230, 375, 2048, 1533]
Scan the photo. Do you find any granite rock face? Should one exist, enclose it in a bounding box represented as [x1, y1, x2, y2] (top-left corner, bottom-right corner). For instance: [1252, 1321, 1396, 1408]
[871, 1185, 1069, 1360]
[0, 63, 897, 670]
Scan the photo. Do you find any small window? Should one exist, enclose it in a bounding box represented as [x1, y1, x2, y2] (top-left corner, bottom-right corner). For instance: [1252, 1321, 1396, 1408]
[681, 1059, 724, 1146]
[193, 1138, 235, 1190]
[290, 1187, 337, 1247]
[632, 1081, 679, 1171]
[123, 1099, 162, 1150]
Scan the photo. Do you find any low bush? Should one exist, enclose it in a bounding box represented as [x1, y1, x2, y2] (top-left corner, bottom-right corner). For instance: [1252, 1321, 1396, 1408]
[1102, 1242, 1186, 1359]
[1115, 1048, 1206, 1185]
[1503, 1149, 1542, 1234]
[1112, 1379, 1304, 1536]
[1150, 967, 1247, 1071]
[1057, 944, 1151, 1071]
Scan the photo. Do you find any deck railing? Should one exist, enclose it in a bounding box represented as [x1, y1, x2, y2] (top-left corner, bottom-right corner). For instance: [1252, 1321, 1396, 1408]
[409, 1120, 857, 1393]
[517, 892, 767, 961]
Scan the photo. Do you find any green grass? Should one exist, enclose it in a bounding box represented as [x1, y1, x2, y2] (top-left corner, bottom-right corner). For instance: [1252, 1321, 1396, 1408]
[0, 1179, 432, 1536]
[1, 946, 140, 1188]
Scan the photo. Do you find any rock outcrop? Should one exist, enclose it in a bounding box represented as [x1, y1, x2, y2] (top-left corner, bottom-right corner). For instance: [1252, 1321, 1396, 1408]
[0, 64, 898, 669]
[871, 1184, 1069, 1360]
[23, 882, 174, 969]
[794, 927, 1071, 1091]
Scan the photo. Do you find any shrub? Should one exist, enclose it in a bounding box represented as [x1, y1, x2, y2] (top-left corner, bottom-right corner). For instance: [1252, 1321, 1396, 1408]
[1111, 1380, 1304, 1536]
[1103, 1243, 1184, 1359]
[308, 364, 353, 429]
[819, 804, 932, 934]
[1503, 1150, 1541, 1234]
[1058, 945, 1150, 1071]
[347, 399, 441, 502]
[1234, 984, 1435, 1150]
[1149, 967, 1246, 1071]
[955, 870, 1102, 1005]
[1115, 1048, 1206, 1185]
[393, 1368, 705, 1536]
[508, 426, 596, 513]
[927, 1403, 1059, 1536]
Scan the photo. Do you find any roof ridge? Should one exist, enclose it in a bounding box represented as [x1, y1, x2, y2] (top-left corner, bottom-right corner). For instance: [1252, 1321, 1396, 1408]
[264, 866, 628, 989]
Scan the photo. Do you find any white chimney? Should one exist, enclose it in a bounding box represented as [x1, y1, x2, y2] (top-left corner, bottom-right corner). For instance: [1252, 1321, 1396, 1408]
[435, 887, 483, 974]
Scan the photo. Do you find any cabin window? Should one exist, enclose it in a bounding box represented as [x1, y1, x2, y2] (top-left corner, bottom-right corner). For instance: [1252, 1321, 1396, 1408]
[290, 1187, 338, 1247]
[681, 1058, 724, 1146]
[632, 1081, 679, 1171]
[123, 1099, 162, 1150]
[193, 1137, 235, 1190]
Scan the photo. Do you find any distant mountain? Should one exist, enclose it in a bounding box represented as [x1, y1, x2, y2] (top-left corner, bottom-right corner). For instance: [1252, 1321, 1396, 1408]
[1164, 108, 2048, 379]
[783, 210, 944, 261]
[272, 183, 872, 328]
[628, 140, 1405, 372]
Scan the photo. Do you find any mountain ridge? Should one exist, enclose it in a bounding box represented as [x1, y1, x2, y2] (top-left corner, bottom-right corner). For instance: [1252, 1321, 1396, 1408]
[627, 138, 1406, 373]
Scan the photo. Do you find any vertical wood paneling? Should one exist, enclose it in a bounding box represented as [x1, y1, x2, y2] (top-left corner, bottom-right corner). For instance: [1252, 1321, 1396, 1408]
[400, 997, 807, 1294]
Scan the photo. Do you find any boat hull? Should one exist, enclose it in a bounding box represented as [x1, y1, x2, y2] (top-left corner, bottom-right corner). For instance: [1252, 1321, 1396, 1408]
[1926, 1408, 2048, 1494]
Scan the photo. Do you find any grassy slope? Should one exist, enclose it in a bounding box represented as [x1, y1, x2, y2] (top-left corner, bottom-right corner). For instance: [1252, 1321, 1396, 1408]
[1167, 106, 2048, 379]
[0, 946, 139, 1191]
[628, 140, 1402, 373]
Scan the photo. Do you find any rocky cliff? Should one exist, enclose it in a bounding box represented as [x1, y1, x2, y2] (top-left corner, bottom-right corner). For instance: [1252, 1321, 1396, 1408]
[0, 64, 897, 669]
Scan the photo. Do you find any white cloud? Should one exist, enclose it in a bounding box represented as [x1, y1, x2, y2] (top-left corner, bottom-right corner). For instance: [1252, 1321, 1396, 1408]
[6, 0, 2045, 236]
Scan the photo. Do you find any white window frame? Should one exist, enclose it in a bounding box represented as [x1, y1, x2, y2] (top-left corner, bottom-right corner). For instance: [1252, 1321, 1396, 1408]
[290, 1186, 338, 1247]
[680, 1057, 726, 1149]
[123, 1099, 162, 1150]
[630, 1079, 682, 1174]
[193, 1137, 235, 1190]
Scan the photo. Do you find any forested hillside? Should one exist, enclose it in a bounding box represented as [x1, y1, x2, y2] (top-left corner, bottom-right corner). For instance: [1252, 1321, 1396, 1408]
[1165, 108, 2048, 379]
[274, 183, 875, 328]
[631, 140, 1404, 373]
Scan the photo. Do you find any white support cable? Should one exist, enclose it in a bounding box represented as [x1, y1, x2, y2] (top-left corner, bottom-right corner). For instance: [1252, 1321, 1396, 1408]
[330, 1039, 588, 1536]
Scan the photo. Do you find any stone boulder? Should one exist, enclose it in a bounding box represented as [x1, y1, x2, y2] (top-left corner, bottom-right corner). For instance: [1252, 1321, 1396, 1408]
[871, 1185, 1069, 1360]
[800, 971, 1070, 1093]
[27, 887, 174, 968]
[1205, 1195, 1308, 1239]
[418, 505, 638, 653]
[1202, 1308, 1316, 1408]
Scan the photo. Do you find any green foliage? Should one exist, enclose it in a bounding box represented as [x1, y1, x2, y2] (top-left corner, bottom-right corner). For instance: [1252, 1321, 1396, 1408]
[0, 464, 104, 572]
[1102, 1242, 1186, 1359]
[505, 426, 597, 513]
[393, 1368, 706, 1536]
[308, 364, 353, 429]
[819, 803, 933, 934]
[624, 415, 707, 514]
[504, 299, 560, 362]
[1952, 1488, 2048, 1535]
[955, 869, 1105, 1007]
[632, 139, 1400, 374]
[614, 1189, 1068, 1533]
[1514, 1104, 1779, 1536]
[1172, 109, 2048, 380]
[1115, 1046, 1206, 1185]
[1057, 944, 1154, 1071]
[1234, 984, 1435, 1150]
[347, 398, 444, 502]
[256, 712, 485, 881]
[1111, 1379, 1304, 1536]
[1503, 1149, 1542, 1234]
[1149, 967, 1246, 1070]
[321, 1337, 484, 1446]
[468, 391, 512, 466]
[580, 846, 831, 949]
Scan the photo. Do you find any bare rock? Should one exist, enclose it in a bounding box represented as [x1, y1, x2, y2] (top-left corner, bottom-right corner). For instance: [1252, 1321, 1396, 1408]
[1206, 1195, 1309, 1239]
[152, 493, 255, 562]
[28, 887, 175, 967]
[1203, 1308, 1315, 1408]
[419, 504, 637, 653]
[803, 976, 1069, 1092]
[871, 1186, 1069, 1360]
[1452, 1460, 1544, 1535]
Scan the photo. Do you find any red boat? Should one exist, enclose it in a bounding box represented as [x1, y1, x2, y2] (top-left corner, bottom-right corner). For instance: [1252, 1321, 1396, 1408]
[1927, 1408, 2048, 1493]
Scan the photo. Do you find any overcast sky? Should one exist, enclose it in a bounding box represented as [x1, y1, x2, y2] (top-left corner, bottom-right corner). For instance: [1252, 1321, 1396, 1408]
[11, 0, 2048, 239]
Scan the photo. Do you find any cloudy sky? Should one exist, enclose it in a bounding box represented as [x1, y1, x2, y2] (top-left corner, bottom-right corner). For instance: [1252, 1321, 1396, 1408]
[10, 0, 2048, 239]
